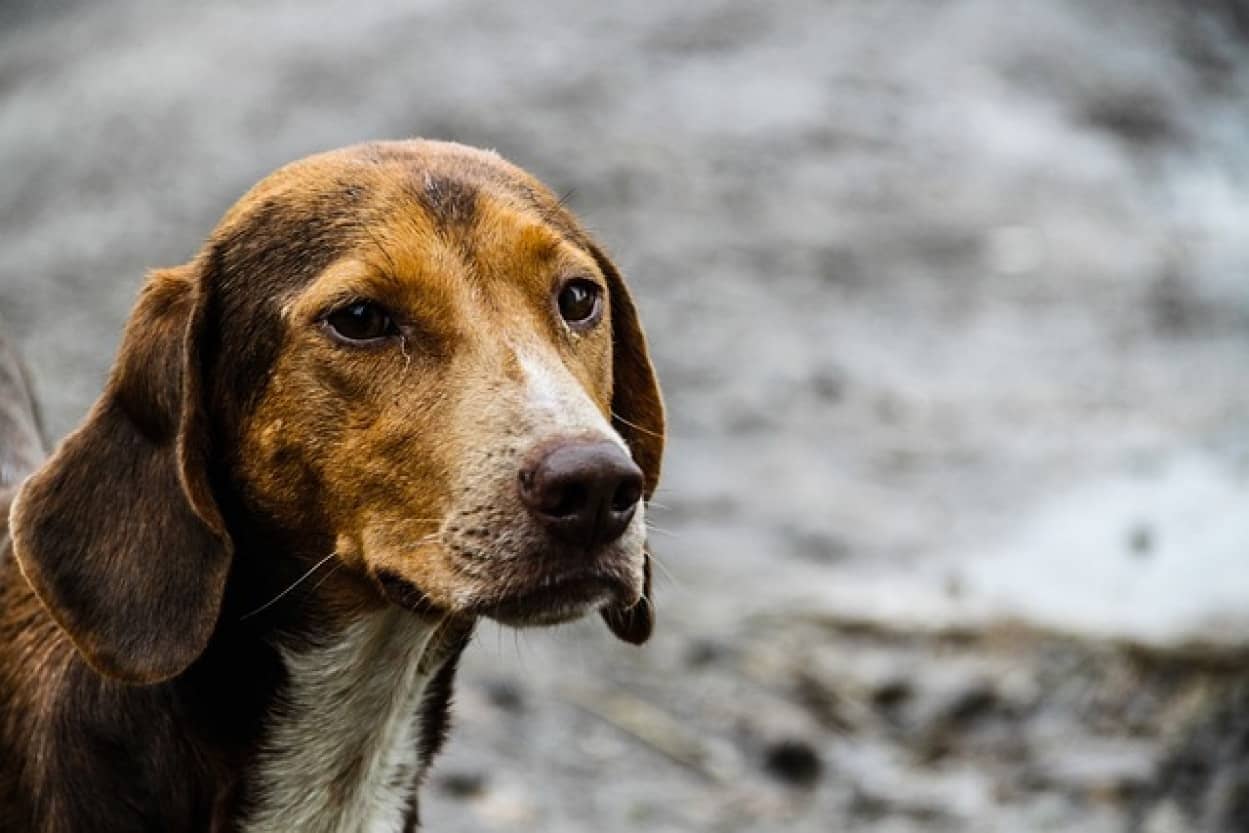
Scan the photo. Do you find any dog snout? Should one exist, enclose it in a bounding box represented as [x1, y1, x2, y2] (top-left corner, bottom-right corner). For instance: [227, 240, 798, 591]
[518, 440, 643, 548]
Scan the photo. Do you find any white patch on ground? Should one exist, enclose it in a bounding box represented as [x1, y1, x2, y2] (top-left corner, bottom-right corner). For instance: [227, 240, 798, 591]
[242, 609, 441, 833]
[797, 453, 1249, 651]
[958, 453, 1249, 648]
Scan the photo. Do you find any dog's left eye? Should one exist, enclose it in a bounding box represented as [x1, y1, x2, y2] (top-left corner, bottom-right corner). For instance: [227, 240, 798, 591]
[324, 301, 398, 344]
[557, 279, 602, 327]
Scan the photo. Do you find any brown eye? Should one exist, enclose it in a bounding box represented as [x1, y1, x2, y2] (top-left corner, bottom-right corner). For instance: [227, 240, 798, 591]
[557, 279, 602, 327]
[324, 301, 397, 344]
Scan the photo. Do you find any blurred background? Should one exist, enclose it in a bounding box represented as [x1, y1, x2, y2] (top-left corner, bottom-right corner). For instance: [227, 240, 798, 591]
[3, 1, 1249, 830]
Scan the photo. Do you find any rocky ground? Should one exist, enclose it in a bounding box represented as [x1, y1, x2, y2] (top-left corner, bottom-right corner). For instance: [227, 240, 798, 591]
[3, 1, 1249, 830]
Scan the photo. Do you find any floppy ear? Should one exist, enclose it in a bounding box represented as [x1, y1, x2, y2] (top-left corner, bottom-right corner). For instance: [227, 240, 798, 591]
[590, 244, 665, 645]
[9, 265, 232, 684]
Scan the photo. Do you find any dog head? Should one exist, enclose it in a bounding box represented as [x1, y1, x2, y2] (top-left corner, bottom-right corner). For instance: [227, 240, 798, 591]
[9, 140, 664, 684]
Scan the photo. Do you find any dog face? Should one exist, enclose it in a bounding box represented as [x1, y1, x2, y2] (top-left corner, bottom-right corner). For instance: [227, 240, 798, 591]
[232, 147, 651, 625]
[9, 141, 664, 683]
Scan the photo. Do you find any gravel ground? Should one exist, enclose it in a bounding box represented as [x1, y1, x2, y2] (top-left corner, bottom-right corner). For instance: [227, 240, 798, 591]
[3, 2, 1249, 830]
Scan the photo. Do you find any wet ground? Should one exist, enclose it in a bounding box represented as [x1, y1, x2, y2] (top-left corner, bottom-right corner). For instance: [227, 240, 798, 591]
[3, 1, 1249, 830]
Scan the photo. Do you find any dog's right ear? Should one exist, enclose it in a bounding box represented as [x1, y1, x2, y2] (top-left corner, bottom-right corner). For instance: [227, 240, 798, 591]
[10, 264, 232, 685]
[588, 242, 664, 646]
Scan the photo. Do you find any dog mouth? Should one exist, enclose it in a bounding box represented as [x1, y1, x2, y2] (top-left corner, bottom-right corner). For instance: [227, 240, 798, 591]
[368, 523, 644, 626]
[479, 570, 634, 627]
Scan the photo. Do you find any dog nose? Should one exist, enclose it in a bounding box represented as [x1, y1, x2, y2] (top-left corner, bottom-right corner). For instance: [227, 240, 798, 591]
[518, 440, 644, 548]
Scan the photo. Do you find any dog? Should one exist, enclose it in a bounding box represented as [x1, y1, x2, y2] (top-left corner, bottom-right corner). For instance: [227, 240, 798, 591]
[0, 139, 665, 833]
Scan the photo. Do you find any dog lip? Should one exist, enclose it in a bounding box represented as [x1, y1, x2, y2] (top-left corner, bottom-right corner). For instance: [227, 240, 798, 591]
[480, 570, 630, 627]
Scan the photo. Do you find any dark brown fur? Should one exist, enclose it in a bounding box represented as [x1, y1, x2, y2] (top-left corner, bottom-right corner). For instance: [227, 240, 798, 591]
[0, 140, 664, 832]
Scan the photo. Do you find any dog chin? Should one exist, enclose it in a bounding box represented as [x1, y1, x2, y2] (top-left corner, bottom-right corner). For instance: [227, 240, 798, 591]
[478, 573, 632, 628]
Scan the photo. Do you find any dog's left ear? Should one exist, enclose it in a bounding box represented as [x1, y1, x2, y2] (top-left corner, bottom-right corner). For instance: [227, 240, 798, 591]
[589, 244, 665, 645]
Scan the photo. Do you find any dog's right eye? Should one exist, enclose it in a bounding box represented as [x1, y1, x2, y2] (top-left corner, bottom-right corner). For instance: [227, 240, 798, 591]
[323, 301, 398, 344]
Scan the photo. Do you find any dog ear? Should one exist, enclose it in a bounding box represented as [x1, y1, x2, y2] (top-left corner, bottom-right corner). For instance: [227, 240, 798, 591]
[589, 244, 664, 645]
[10, 265, 232, 684]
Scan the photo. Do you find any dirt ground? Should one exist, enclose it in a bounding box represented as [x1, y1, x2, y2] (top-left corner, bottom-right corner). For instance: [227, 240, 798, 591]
[3, 1, 1249, 830]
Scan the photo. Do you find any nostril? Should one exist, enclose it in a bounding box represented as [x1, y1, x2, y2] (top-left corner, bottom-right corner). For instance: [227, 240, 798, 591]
[548, 483, 587, 518]
[611, 476, 643, 513]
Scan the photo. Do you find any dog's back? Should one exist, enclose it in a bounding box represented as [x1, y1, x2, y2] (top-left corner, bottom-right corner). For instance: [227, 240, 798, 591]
[0, 327, 44, 503]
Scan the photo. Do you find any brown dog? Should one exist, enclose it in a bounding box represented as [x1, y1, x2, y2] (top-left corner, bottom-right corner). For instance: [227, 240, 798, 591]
[0, 140, 664, 833]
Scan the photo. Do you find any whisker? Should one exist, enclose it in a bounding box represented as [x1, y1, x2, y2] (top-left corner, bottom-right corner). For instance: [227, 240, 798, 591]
[306, 560, 346, 597]
[647, 551, 682, 590]
[408, 530, 444, 544]
[240, 551, 339, 621]
[644, 522, 680, 538]
[610, 410, 664, 440]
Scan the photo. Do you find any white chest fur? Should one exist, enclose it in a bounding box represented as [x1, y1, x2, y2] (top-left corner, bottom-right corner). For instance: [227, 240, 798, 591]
[241, 610, 442, 833]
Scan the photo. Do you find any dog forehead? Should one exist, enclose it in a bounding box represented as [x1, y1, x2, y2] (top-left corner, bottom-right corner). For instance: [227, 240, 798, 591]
[208, 140, 587, 297]
[220, 140, 571, 233]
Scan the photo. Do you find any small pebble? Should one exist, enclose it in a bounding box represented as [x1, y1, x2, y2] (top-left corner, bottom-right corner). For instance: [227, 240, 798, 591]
[483, 679, 525, 713]
[1127, 523, 1155, 558]
[871, 679, 913, 711]
[685, 639, 728, 668]
[763, 738, 823, 787]
[940, 681, 998, 725]
[438, 771, 488, 800]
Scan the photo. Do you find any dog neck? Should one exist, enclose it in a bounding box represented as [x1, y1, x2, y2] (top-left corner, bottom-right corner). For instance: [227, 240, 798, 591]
[239, 607, 465, 833]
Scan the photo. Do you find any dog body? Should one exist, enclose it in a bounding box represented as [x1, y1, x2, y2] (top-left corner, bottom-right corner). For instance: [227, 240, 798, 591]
[0, 140, 663, 832]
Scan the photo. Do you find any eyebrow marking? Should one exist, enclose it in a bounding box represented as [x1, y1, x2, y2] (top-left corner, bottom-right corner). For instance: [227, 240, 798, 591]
[417, 173, 478, 229]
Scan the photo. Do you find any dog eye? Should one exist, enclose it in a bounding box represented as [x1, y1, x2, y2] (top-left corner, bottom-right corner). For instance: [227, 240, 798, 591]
[324, 301, 397, 344]
[557, 279, 602, 327]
